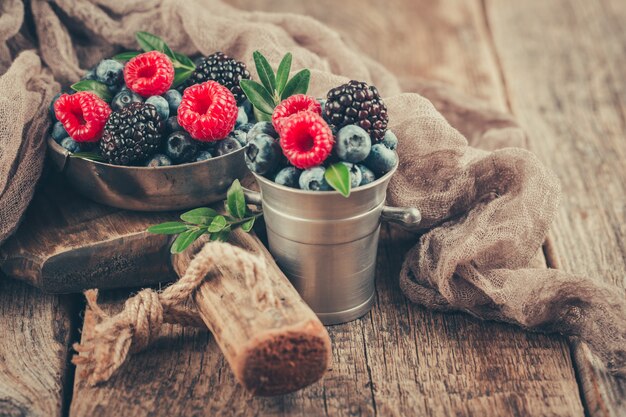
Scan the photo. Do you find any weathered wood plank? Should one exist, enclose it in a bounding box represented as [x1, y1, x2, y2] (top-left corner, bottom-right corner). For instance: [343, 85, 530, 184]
[0, 174, 175, 293]
[227, 0, 507, 109]
[0, 276, 75, 417]
[70, 228, 583, 416]
[484, 0, 626, 415]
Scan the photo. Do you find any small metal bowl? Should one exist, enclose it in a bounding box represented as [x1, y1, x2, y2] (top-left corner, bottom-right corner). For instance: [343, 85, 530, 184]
[47, 137, 249, 211]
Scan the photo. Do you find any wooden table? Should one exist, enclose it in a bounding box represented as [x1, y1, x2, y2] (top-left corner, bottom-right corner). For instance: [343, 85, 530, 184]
[1, 0, 624, 415]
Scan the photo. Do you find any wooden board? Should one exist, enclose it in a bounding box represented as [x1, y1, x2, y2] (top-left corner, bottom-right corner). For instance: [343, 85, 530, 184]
[0, 275, 75, 417]
[484, 0, 626, 415]
[0, 173, 177, 293]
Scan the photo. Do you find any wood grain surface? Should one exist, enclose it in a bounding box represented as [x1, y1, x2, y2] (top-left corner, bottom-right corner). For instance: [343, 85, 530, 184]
[484, 1, 626, 415]
[0, 175, 176, 293]
[0, 276, 75, 417]
[1, 0, 624, 416]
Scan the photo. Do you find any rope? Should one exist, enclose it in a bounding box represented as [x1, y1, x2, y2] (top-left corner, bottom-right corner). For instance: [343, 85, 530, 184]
[72, 240, 278, 386]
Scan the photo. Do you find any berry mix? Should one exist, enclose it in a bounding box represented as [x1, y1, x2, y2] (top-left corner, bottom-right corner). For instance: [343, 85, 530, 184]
[48, 32, 398, 196]
[244, 78, 398, 195]
[49, 32, 252, 167]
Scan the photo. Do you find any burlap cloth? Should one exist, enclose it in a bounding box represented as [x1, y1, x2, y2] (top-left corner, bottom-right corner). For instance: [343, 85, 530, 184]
[0, 0, 624, 377]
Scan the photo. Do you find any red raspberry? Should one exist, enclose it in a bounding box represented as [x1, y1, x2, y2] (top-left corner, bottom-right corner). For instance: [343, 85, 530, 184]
[272, 94, 321, 133]
[54, 92, 111, 142]
[177, 81, 238, 141]
[279, 111, 334, 169]
[124, 51, 174, 97]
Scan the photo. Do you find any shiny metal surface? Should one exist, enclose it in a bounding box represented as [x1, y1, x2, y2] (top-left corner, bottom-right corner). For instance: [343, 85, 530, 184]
[48, 137, 248, 211]
[250, 164, 421, 325]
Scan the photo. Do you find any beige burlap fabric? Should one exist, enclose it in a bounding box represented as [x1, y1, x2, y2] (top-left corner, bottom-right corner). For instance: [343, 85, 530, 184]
[1, 0, 624, 377]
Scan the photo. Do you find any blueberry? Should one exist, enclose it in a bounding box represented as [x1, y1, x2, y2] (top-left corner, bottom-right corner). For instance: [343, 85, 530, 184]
[245, 133, 281, 175]
[165, 116, 182, 134]
[49, 92, 61, 121]
[164, 90, 182, 115]
[111, 90, 143, 112]
[382, 130, 398, 150]
[299, 166, 331, 191]
[215, 137, 242, 156]
[342, 162, 362, 187]
[60, 137, 80, 153]
[236, 106, 249, 127]
[165, 131, 198, 164]
[356, 164, 377, 185]
[247, 121, 277, 143]
[195, 151, 213, 162]
[95, 59, 124, 86]
[145, 154, 172, 167]
[229, 130, 248, 147]
[146, 96, 170, 120]
[50, 122, 67, 142]
[364, 144, 398, 175]
[237, 123, 255, 133]
[274, 167, 301, 188]
[335, 125, 372, 163]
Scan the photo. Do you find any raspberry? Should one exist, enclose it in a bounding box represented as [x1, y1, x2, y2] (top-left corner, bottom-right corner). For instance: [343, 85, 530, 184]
[124, 51, 174, 97]
[272, 94, 321, 134]
[54, 92, 111, 142]
[177, 81, 238, 141]
[279, 112, 334, 169]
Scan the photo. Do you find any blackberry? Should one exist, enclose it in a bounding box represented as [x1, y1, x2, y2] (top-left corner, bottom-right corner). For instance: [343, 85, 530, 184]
[182, 52, 250, 105]
[324, 80, 389, 142]
[100, 103, 164, 165]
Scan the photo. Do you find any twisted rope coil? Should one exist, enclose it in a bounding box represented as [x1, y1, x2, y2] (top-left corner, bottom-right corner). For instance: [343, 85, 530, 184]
[72, 240, 277, 386]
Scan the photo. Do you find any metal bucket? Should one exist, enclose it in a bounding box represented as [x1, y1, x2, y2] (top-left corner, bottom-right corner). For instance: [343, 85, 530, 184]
[47, 137, 248, 211]
[245, 164, 421, 325]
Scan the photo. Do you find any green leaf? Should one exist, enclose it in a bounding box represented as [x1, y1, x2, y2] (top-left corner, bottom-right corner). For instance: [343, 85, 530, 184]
[69, 152, 106, 162]
[240, 218, 255, 233]
[239, 79, 276, 115]
[170, 228, 205, 253]
[70, 80, 112, 102]
[275, 53, 292, 95]
[210, 225, 231, 242]
[226, 179, 247, 219]
[172, 67, 194, 88]
[281, 69, 310, 100]
[325, 162, 351, 197]
[180, 207, 218, 225]
[135, 31, 175, 60]
[112, 51, 140, 61]
[253, 51, 276, 96]
[147, 221, 189, 235]
[172, 51, 195, 70]
[253, 107, 272, 122]
[207, 215, 227, 233]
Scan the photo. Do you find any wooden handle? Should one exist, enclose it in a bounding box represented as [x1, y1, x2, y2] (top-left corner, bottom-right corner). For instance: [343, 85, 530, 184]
[171, 231, 331, 396]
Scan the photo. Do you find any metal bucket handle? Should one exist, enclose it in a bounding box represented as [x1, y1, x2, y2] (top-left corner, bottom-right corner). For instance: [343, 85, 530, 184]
[243, 188, 422, 231]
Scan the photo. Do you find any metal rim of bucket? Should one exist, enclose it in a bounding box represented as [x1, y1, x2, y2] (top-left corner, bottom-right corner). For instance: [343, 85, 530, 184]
[251, 161, 399, 196]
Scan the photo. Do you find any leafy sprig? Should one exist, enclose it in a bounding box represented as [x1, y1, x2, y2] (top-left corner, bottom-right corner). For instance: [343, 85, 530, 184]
[239, 51, 310, 122]
[147, 180, 261, 253]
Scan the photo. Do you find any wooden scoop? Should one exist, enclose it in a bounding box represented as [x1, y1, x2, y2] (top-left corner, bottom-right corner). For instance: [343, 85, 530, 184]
[0, 176, 331, 395]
